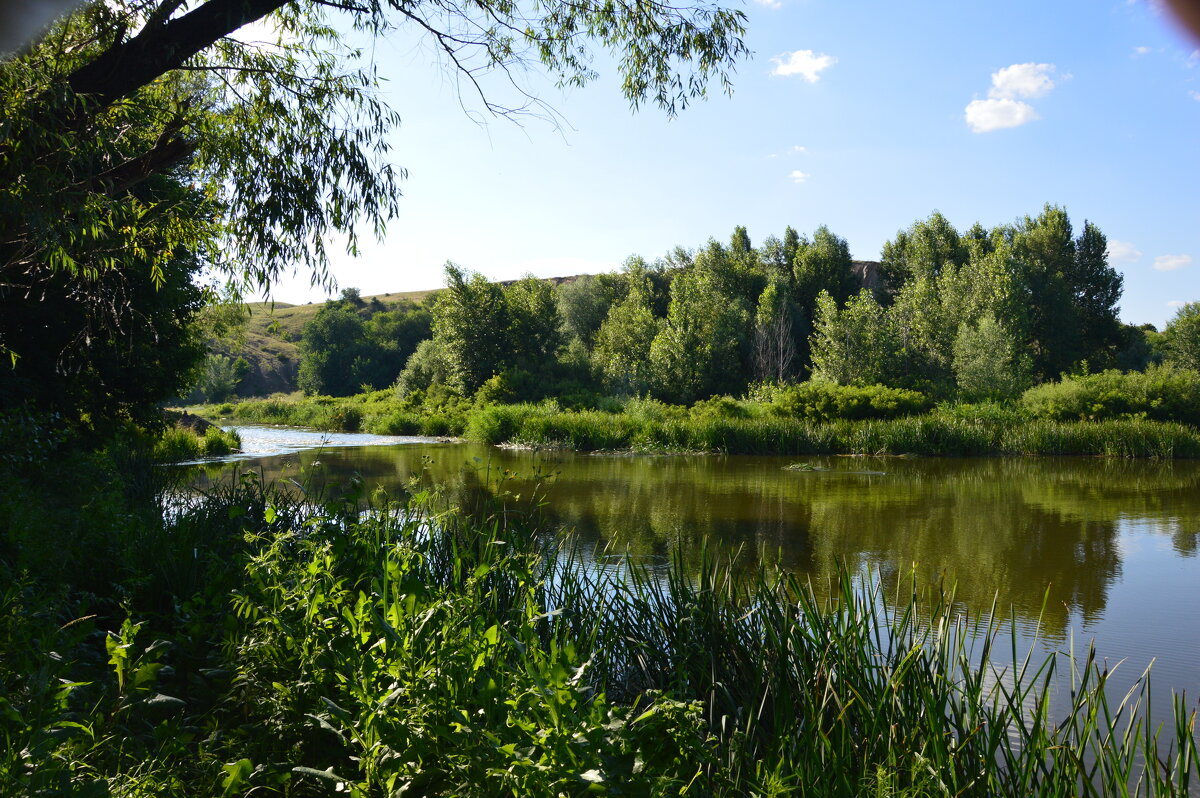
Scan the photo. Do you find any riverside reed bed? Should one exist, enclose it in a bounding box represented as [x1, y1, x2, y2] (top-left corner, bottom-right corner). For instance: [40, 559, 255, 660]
[204, 391, 1200, 458]
[3, 468, 1198, 796]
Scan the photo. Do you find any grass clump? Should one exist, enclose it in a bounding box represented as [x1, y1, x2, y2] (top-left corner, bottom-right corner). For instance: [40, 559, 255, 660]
[152, 424, 241, 461]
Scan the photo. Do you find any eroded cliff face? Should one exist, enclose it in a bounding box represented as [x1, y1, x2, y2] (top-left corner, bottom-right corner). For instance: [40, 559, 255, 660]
[851, 260, 882, 296]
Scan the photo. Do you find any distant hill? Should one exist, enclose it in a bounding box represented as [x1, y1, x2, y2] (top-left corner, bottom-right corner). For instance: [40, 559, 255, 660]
[225, 289, 438, 396]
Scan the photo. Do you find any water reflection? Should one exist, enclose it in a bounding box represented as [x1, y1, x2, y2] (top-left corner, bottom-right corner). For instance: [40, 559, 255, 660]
[186, 429, 1200, 700]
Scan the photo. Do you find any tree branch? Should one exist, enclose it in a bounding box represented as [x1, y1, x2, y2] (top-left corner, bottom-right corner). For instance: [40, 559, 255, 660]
[66, 0, 292, 109]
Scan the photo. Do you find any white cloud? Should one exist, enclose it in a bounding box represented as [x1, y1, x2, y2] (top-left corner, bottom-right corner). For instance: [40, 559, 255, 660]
[989, 63, 1057, 100]
[1107, 240, 1143, 264]
[1168, 300, 1187, 307]
[771, 50, 837, 82]
[965, 98, 1040, 132]
[1154, 254, 1193, 271]
[752, 0, 782, 8]
[966, 63, 1056, 133]
[1190, 90, 1200, 101]
[1189, 50, 1200, 67]
[1134, 45, 1152, 56]
[790, 170, 810, 183]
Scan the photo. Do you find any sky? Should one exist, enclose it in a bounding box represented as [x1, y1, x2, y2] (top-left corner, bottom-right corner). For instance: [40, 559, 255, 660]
[262, 0, 1200, 329]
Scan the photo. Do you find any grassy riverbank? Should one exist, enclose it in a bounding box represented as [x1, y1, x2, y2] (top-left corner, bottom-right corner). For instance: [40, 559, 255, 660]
[3, 458, 1198, 796]
[152, 424, 241, 461]
[193, 391, 1200, 458]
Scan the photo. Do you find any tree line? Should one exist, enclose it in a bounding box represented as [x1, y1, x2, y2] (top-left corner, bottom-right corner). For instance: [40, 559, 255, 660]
[296, 205, 1198, 406]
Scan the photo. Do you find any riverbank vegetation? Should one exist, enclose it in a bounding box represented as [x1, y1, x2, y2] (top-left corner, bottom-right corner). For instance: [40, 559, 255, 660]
[238, 209, 1200, 457]
[199, 366, 1200, 457]
[3, 464, 1198, 795]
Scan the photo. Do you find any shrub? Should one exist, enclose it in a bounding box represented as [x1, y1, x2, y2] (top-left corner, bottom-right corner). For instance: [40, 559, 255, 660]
[755, 381, 932, 422]
[1021, 365, 1200, 426]
[689, 395, 749, 420]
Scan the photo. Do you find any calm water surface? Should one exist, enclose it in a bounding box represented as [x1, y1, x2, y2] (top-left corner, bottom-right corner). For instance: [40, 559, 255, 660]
[192, 426, 1200, 710]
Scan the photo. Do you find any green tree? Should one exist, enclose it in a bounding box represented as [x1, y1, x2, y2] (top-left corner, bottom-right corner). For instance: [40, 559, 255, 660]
[593, 266, 660, 394]
[793, 226, 857, 309]
[1070, 221, 1125, 366]
[396, 337, 454, 397]
[879, 211, 967, 294]
[791, 225, 857, 374]
[1162, 302, 1200, 371]
[758, 234, 793, 286]
[809, 289, 903, 387]
[1005, 205, 1122, 379]
[432, 265, 510, 394]
[888, 238, 1026, 390]
[752, 280, 796, 383]
[187, 354, 250, 403]
[1114, 323, 1161, 372]
[556, 273, 624, 348]
[952, 312, 1032, 400]
[298, 305, 367, 396]
[0, 169, 207, 435]
[355, 305, 434, 390]
[648, 261, 749, 402]
[504, 275, 564, 370]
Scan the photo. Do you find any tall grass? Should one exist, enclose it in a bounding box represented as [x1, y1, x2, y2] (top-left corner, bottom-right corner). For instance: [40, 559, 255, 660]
[199, 392, 1200, 457]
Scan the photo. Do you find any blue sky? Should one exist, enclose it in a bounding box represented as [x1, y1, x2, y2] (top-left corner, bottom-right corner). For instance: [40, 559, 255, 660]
[265, 0, 1199, 328]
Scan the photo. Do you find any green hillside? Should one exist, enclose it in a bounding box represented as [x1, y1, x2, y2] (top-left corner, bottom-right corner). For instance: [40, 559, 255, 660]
[222, 289, 439, 396]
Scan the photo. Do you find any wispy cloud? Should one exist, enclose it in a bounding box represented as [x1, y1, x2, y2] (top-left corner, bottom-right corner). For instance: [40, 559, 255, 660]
[771, 50, 837, 83]
[752, 0, 782, 8]
[1168, 300, 1187, 307]
[1107, 240, 1143, 264]
[1154, 254, 1193, 271]
[767, 145, 807, 159]
[965, 63, 1057, 133]
[1190, 90, 1200, 101]
[1133, 45, 1152, 56]
[790, 170, 810, 184]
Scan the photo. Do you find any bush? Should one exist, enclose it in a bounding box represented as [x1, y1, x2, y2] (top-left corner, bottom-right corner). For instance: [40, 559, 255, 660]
[1021, 365, 1200, 426]
[689, 395, 749, 420]
[753, 381, 932, 422]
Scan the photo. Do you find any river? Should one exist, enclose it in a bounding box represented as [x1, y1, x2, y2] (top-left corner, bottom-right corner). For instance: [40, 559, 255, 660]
[187, 425, 1200, 715]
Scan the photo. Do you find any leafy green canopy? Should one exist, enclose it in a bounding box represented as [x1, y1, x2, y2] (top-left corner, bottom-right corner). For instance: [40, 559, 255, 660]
[0, 0, 746, 427]
[2, 0, 747, 295]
